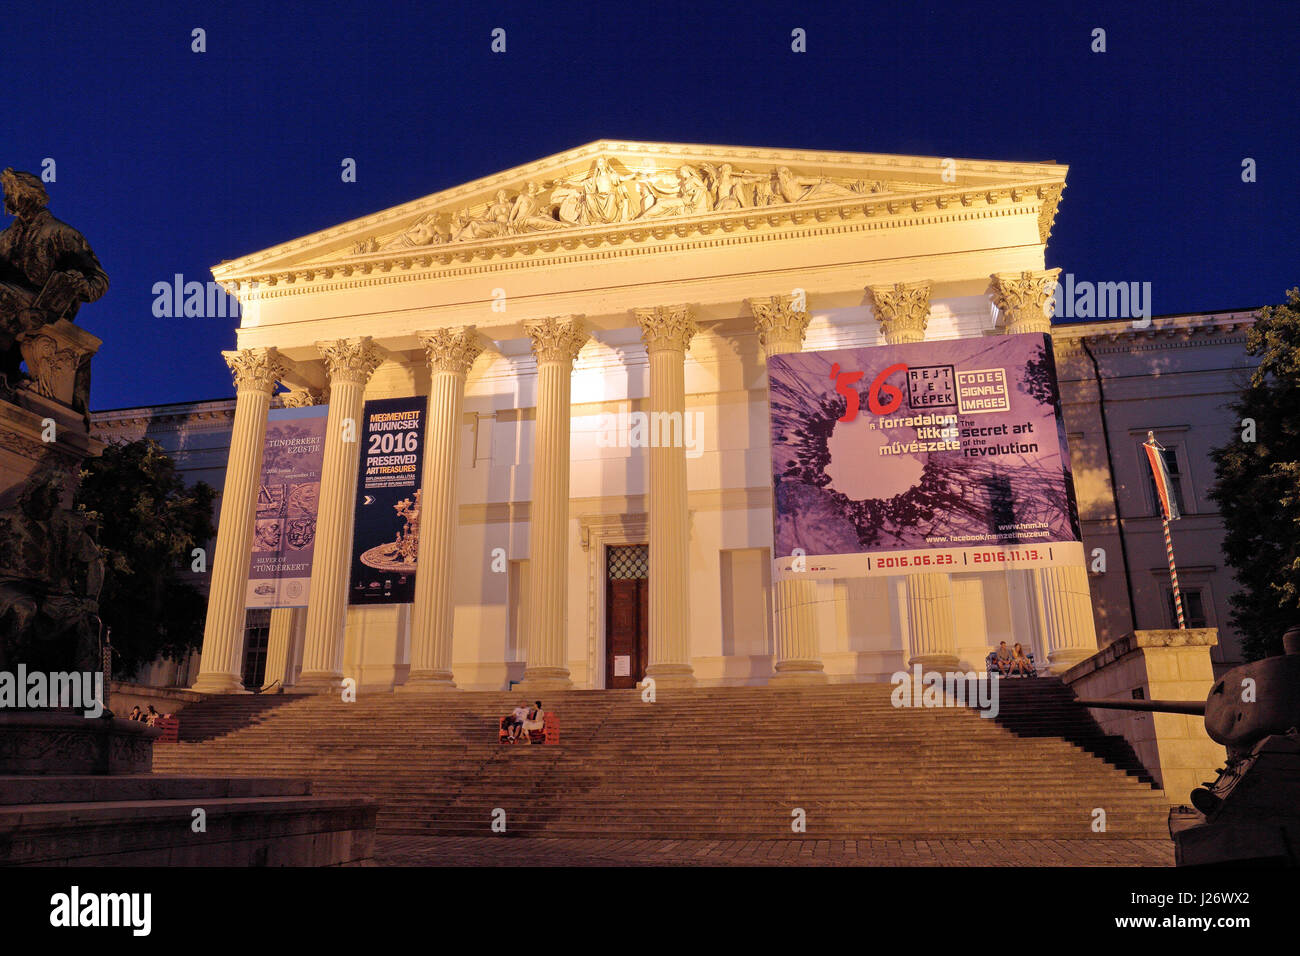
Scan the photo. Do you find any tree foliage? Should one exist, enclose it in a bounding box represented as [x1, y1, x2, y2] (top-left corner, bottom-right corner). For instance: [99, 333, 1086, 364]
[1209, 288, 1300, 659]
[74, 439, 215, 678]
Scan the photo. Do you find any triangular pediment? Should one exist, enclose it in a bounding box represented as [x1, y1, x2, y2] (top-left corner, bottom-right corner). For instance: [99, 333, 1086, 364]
[212, 140, 1066, 285]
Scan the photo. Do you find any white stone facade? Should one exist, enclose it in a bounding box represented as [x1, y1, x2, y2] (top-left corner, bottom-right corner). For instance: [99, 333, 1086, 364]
[87, 142, 1258, 691]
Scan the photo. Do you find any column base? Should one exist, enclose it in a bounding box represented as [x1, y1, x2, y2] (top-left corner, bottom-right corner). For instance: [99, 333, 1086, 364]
[397, 672, 458, 694]
[768, 662, 828, 686]
[1046, 647, 1095, 675]
[515, 667, 571, 693]
[190, 673, 250, 695]
[644, 663, 695, 689]
[291, 673, 345, 694]
[907, 654, 961, 672]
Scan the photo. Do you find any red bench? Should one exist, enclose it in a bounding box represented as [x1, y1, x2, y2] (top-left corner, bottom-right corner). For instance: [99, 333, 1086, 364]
[498, 712, 559, 745]
[154, 715, 180, 743]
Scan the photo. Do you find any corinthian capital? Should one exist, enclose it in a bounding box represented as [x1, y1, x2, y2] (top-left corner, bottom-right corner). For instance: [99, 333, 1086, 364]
[634, 304, 697, 353]
[867, 281, 932, 345]
[988, 268, 1061, 334]
[417, 326, 484, 375]
[317, 337, 384, 386]
[223, 347, 289, 394]
[281, 386, 327, 407]
[524, 315, 589, 366]
[748, 295, 811, 357]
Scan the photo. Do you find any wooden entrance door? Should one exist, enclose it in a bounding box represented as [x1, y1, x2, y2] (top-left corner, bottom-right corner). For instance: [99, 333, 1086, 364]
[605, 545, 648, 689]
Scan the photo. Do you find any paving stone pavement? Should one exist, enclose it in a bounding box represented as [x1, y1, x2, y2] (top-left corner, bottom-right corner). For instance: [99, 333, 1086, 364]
[374, 835, 1176, 867]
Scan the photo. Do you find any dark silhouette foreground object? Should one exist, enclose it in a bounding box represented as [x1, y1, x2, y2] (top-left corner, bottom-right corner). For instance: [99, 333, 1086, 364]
[0, 168, 107, 404]
[1078, 625, 1300, 866]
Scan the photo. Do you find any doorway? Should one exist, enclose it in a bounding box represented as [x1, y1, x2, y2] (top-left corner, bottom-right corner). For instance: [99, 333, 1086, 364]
[605, 544, 648, 689]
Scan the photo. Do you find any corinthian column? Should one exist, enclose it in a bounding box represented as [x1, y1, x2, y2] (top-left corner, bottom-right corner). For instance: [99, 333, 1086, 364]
[635, 304, 697, 687]
[402, 327, 483, 692]
[518, 316, 588, 691]
[297, 337, 384, 692]
[988, 269, 1099, 670]
[750, 295, 826, 684]
[192, 348, 288, 694]
[988, 268, 1061, 334]
[867, 281, 932, 344]
[906, 573, 960, 670]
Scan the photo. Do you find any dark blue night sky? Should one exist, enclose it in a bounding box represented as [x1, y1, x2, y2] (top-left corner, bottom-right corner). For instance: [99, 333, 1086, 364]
[3, 0, 1295, 410]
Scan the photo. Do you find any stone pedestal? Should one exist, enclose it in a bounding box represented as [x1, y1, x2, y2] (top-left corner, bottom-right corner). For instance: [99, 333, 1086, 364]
[0, 320, 104, 502]
[1061, 629, 1226, 802]
[0, 712, 161, 775]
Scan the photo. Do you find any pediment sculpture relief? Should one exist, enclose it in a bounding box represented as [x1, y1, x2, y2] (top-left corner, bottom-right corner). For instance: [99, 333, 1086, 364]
[352, 158, 890, 253]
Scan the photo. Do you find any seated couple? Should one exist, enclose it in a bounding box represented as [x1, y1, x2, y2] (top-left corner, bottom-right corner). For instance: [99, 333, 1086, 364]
[992, 641, 1035, 677]
[504, 700, 546, 743]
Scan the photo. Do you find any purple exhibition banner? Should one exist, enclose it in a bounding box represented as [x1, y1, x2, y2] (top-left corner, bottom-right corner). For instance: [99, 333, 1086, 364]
[247, 404, 328, 607]
[767, 332, 1083, 580]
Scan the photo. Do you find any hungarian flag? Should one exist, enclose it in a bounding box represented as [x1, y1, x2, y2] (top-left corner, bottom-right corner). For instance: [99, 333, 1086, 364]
[1143, 432, 1180, 521]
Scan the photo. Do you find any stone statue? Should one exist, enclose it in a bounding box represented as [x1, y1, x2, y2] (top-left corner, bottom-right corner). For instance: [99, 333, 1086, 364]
[639, 165, 714, 220]
[0, 470, 105, 673]
[379, 214, 444, 251]
[554, 158, 634, 226]
[354, 157, 904, 252]
[0, 169, 109, 392]
[508, 182, 565, 233]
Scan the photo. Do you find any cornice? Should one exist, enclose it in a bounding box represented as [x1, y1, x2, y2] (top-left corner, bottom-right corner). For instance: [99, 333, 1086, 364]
[217, 181, 1062, 299]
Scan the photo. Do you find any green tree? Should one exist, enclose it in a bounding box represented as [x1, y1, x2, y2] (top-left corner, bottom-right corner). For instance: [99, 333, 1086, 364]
[74, 439, 216, 678]
[1210, 288, 1300, 659]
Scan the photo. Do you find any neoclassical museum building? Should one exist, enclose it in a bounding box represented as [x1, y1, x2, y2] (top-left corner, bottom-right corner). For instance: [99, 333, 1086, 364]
[98, 141, 1256, 694]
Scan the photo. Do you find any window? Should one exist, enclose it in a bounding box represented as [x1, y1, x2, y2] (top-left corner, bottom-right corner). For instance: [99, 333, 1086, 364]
[1142, 443, 1186, 516]
[1166, 587, 1207, 629]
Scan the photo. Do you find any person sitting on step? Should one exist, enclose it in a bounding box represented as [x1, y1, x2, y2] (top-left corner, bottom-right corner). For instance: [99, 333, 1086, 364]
[521, 700, 546, 744]
[506, 702, 529, 742]
[128, 705, 143, 722]
[1008, 642, 1035, 677]
[993, 641, 1013, 676]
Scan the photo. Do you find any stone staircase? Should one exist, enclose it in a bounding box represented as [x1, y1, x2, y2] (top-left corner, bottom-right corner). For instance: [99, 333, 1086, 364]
[153, 680, 1172, 840]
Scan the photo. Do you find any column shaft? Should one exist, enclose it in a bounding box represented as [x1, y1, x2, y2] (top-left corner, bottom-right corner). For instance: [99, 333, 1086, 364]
[750, 294, 826, 683]
[404, 328, 482, 692]
[192, 349, 285, 694]
[520, 317, 587, 690]
[298, 339, 382, 692]
[1035, 565, 1099, 673]
[263, 613, 304, 686]
[906, 573, 960, 670]
[637, 306, 696, 687]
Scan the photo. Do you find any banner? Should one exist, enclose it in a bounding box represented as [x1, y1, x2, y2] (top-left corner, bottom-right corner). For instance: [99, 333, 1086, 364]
[247, 405, 328, 607]
[767, 332, 1083, 580]
[348, 396, 426, 605]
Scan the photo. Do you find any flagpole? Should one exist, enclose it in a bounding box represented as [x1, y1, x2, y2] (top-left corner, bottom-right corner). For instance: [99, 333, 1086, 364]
[1161, 516, 1185, 628]
[1145, 430, 1186, 629]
